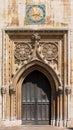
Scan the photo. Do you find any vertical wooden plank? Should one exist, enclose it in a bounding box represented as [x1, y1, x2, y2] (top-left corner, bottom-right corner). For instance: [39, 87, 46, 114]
[37, 104, 41, 120]
[22, 70, 51, 124]
[46, 104, 49, 120]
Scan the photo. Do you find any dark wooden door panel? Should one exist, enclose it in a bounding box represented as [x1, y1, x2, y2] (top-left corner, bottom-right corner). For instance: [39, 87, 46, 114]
[22, 70, 51, 125]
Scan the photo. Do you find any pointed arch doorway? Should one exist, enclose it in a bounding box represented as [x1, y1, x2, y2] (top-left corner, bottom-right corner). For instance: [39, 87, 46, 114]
[22, 70, 51, 125]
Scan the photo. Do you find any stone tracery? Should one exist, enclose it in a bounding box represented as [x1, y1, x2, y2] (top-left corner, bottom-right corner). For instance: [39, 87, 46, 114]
[3, 30, 68, 127]
[14, 42, 33, 64]
[14, 34, 58, 72]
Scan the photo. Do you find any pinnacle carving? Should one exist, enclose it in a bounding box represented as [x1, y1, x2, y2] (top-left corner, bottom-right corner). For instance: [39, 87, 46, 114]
[31, 33, 40, 42]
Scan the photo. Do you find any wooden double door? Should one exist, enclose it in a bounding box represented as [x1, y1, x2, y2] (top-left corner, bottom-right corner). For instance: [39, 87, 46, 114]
[22, 70, 51, 125]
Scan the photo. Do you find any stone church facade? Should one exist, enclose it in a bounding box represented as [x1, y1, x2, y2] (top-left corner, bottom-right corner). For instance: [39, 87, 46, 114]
[0, 0, 73, 127]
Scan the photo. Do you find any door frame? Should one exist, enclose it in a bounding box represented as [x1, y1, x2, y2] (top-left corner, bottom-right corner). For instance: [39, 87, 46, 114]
[2, 29, 69, 126]
[21, 70, 51, 125]
[12, 59, 61, 125]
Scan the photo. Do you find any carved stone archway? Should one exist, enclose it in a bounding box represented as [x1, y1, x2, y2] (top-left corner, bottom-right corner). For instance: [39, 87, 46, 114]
[10, 59, 61, 125]
[2, 29, 69, 127]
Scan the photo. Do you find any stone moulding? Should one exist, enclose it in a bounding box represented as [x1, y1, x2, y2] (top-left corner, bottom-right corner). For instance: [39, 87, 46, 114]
[1, 28, 70, 127]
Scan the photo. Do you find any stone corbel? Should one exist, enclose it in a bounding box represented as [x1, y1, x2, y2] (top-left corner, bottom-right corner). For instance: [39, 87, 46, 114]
[58, 86, 63, 95]
[65, 85, 71, 95]
[9, 82, 16, 95]
[1, 86, 6, 95]
[31, 33, 40, 42]
[31, 33, 40, 49]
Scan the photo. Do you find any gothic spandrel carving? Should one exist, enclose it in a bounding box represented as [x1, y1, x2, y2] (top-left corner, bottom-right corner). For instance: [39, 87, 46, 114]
[14, 42, 32, 65]
[14, 34, 58, 72]
[36, 41, 58, 71]
[41, 42, 58, 60]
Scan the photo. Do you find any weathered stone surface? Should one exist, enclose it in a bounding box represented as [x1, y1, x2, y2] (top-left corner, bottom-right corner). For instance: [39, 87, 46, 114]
[0, 0, 73, 128]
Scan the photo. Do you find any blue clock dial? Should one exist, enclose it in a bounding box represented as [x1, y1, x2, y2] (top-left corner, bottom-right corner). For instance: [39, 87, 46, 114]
[26, 5, 46, 24]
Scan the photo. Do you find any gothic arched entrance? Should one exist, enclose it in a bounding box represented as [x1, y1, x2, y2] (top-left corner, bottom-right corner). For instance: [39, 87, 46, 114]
[22, 70, 51, 125]
[3, 30, 68, 127]
[11, 60, 61, 126]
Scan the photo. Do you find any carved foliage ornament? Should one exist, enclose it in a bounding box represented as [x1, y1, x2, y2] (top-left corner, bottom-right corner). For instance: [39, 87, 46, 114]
[14, 42, 32, 64]
[38, 42, 58, 61]
[14, 34, 58, 67]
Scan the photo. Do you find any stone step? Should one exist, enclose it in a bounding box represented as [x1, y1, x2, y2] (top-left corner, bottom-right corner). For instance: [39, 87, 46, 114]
[0, 125, 71, 130]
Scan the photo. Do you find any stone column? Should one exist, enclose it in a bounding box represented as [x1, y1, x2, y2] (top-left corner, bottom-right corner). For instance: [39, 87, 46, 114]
[56, 91, 59, 126]
[65, 85, 71, 127]
[50, 89, 56, 126]
[63, 33, 68, 126]
[51, 93, 54, 125]
[58, 86, 63, 126]
[1, 86, 6, 120]
[52, 99, 55, 126]
[9, 82, 16, 120]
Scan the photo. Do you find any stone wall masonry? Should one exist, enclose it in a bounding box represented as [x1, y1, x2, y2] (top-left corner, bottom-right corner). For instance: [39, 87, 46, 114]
[0, 0, 73, 127]
[0, 0, 71, 27]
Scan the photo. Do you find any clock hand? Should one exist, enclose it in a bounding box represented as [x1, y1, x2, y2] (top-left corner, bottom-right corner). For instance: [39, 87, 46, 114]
[31, 13, 43, 17]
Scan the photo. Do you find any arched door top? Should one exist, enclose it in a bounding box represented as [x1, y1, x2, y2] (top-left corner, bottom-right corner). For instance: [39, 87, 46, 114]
[12, 60, 61, 90]
[22, 70, 51, 125]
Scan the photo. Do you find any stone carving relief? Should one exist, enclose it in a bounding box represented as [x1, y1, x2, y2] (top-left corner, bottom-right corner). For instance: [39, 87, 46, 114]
[41, 42, 58, 60]
[37, 42, 58, 60]
[37, 41, 58, 71]
[14, 33, 58, 71]
[14, 42, 33, 65]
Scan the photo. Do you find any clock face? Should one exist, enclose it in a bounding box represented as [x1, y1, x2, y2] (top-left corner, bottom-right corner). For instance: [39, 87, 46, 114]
[26, 5, 46, 24]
